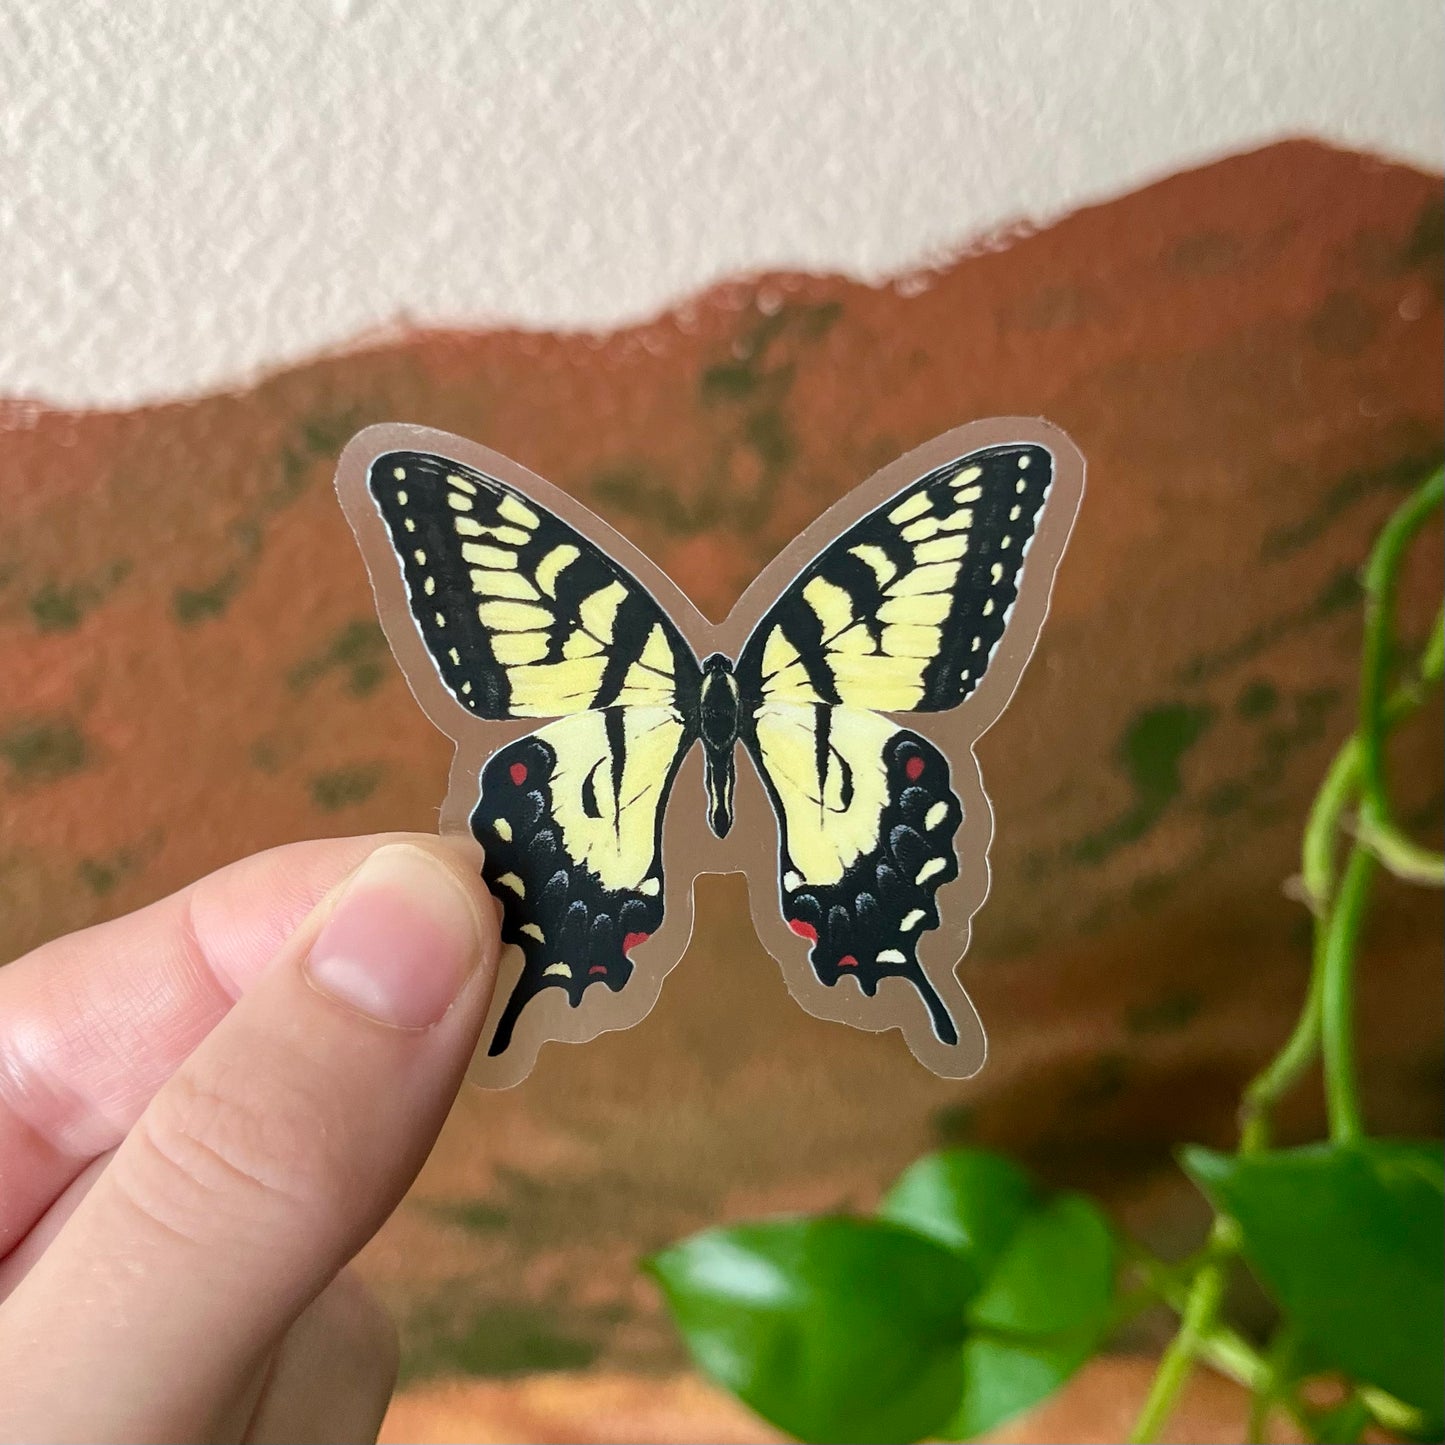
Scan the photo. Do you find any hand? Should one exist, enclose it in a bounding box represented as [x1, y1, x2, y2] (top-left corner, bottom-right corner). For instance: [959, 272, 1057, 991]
[0, 834, 500, 1443]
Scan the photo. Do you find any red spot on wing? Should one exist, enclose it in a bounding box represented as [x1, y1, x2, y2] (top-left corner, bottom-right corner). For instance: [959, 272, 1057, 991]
[589, 964, 609, 976]
[837, 954, 859, 969]
[788, 919, 818, 943]
[905, 756, 926, 781]
[509, 762, 528, 785]
[622, 931, 651, 954]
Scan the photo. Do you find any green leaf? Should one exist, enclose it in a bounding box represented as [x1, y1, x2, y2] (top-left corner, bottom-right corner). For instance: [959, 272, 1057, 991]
[647, 1217, 975, 1443]
[879, 1149, 1037, 1272]
[1183, 1140, 1444, 1429]
[948, 1194, 1117, 1439]
[885, 1151, 1117, 1439]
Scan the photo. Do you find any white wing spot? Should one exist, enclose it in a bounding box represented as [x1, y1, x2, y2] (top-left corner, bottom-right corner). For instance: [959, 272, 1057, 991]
[1001, 534, 1012, 549]
[972, 635, 982, 652]
[1016, 478, 1028, 494]
[784, 870, 803, 891]
[1009, 504, 1021, 521]
[461, 680, 471, 694]
[492, 817, 513, 842]
[877, 948, 907, 964]
[392, 466, 406, 480]
[916, 858, 947, 886]
[447, 473, 479, 495]
[639, 877, 661, 897]
[449, 648, 460, 664]
[1018, 454, 1031, 469]
[425, 577, 436, 595]
[404, 518, 416, 533]
[983, 597, 995, 615]
[925, 801, 950, 830]
[396, 489, 408, 505]
[544, 962, 572, 978]
[414, 549, 427, 565]
[434, 611, 447, 628]
[990, 563, 1004, 583]
[498, 872, 526, 896]
[901, 909, 926, 930]
[522, 922, 545, 942]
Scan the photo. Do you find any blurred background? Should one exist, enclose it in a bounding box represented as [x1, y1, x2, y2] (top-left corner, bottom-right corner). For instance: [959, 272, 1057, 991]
[2, 3, 1441, 1440]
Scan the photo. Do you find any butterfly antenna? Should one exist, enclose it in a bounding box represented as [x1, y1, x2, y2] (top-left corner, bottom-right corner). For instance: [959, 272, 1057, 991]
[909, 963, 960, 1047]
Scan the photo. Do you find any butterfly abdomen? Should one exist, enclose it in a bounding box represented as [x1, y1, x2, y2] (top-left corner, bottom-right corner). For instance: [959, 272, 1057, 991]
[698, 653, 741, 838]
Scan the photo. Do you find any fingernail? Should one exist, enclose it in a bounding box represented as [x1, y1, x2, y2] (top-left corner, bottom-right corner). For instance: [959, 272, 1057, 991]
[304, 845, 483, 1028]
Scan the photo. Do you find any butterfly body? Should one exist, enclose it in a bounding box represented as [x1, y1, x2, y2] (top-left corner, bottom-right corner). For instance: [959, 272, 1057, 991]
[342, 427, 1080, 1077]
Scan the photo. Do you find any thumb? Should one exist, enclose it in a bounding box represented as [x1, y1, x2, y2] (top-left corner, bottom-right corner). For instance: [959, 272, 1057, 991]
[0, 840, 499, 1444]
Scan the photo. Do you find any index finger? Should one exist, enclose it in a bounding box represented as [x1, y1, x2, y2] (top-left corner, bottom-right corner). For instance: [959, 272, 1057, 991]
[0, 831, 455, 1254]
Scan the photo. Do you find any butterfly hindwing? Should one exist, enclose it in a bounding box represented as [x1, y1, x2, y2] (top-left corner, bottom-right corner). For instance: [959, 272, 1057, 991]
[368, 450, 700, 717]
[473, 706, 691, 1056]
[735, 443, 1053, 712]
[747, 702, 963, 1043]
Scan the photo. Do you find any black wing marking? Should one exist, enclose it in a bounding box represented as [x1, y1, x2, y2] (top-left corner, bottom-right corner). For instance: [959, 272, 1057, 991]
[367, 450, 701, 718]
[734, 443, 1053, 713]
[472, 706, 692, 1056]
[746, 702, 964, 1044]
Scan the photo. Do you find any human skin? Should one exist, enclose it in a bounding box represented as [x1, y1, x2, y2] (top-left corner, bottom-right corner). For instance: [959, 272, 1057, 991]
[0, 833, 501, 1443]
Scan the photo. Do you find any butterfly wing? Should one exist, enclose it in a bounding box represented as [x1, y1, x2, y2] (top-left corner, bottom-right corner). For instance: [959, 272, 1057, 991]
[367, 450, 700, 717]
[736, 443, 1054, 1042]
[475, 706, 690, 1056]
[363, 450, 703, 1057]
[748, 702, 963, 1043]
[735, 443, 1052, 712]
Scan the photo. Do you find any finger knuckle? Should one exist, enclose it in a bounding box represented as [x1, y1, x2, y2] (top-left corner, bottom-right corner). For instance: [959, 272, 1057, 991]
[119, 1061, 341, 1243]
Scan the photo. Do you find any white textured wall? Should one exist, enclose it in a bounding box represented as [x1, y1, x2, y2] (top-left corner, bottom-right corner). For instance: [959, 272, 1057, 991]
[2, 0, 1441, 407]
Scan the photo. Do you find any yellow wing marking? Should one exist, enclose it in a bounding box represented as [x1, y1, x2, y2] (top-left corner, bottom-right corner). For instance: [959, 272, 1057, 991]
[536, 544, 580, 597]
[849, 544, 896, 585]
[478, 600, 553, 632]
[915, 535, 969, 564]
[579, 579, 628, 643]
[533, 708, 683, 889]
[802, 575, 853, 641]
[462, 543, 516, 569]
[471, 569, 539, 600]
[753, 703, 893, 887]
[498, 495, 540, 529]
[446, 472, 478, 495]
[761, 625, 823, 703]
[889, 492, 931, 524]
[491, 632, 550, 664]
[509, 656, 607, 713]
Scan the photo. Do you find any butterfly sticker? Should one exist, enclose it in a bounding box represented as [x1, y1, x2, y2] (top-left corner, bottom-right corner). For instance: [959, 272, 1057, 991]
[337, 419, 1083, 1086]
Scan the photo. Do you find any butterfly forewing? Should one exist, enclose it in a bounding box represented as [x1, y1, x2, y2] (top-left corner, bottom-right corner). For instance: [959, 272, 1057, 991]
[368, 451, 701, 718]
[734, 443, 1053, 711]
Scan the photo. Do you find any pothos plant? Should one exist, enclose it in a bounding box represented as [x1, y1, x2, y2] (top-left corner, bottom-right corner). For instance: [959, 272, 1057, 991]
[646, 469, 1445, 1445]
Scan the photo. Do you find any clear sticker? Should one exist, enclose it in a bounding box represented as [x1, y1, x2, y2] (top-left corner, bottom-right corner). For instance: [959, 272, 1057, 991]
[336, 419, 1084, 1087]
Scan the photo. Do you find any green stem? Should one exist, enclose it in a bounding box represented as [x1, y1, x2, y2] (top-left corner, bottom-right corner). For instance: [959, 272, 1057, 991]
[1320, 842, 1375, 1144]
[1358, 468, 1443, 818]
[1353, 814, 1445, 885]
[1128, 1220, 1237, 1443]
